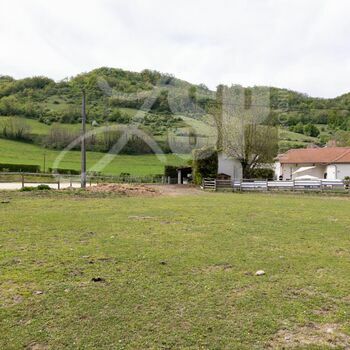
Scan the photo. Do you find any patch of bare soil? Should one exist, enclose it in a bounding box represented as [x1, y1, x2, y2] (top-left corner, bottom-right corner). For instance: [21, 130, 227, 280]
[195, 263, 234, 274]
[267, 323, 350, 349]
[149, 184, 204, 196]
[26, 342, 49, 350]
[87, 184, 204, 197]
[87, 183, 160, 196]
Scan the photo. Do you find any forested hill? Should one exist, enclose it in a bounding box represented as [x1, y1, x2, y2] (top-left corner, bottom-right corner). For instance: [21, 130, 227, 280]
[0, 68, 214, 125]
[0, 67, 350, 148]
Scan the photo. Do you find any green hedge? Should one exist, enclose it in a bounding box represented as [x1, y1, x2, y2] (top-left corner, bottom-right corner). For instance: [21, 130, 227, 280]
[192, 147, 218, 184]
[21, 184, 51, 192]
[0, 163, 40, 173]
[249, 168, 275, 180]
[48, 168, 80, 175]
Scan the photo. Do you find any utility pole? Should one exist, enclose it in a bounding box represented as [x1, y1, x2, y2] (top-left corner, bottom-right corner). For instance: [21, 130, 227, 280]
[81, 89, 87, 188]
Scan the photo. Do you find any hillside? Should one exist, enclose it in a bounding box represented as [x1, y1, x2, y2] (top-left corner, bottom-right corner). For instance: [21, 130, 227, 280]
[0, 67, 350, 155]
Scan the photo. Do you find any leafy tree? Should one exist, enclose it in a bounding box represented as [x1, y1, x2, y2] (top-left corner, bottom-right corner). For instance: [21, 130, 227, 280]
[290, 122, 304, 134]
[108, 110, 129, 123]
[303, 123, 320, 137]
[188, 86, 197, 102]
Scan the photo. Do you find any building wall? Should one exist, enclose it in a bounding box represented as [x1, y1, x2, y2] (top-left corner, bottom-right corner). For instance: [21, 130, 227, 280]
[278, 163, 326, 180]
[218, 153, 243, 180]
[326, 164, 337, 179]
[275, 162, 282, 179]
[327, 164, 350, 179]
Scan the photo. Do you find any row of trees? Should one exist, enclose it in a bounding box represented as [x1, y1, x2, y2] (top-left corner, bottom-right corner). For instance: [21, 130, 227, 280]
[289, 123, 320, 137]
[0, 117, 32, 141]
[42, 125, 160, 154]
[0, 116, 169, 154]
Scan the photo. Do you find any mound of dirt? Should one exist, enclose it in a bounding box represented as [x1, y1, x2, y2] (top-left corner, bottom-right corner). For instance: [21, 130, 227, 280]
[87, 183, 160, 196]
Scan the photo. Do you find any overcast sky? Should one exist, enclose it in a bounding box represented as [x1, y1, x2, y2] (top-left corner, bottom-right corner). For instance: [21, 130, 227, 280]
[1, 0, 349, 98]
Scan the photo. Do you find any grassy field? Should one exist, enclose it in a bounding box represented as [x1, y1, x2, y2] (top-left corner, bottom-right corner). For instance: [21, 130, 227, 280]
[0, 116, 82, 136]
[1, 190, 350, 349]
[0, 138, 188, 175]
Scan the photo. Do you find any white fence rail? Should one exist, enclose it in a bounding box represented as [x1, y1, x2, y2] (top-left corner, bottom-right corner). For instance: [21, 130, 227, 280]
[203, 179, 349, 192]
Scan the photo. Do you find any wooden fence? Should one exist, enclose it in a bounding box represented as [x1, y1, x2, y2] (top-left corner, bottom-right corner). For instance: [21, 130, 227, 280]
[0, 172, 166, 189]
[203, 178, 349, 192]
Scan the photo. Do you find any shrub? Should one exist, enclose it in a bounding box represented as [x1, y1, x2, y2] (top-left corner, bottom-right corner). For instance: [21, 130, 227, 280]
[108, 110, 130, 123]
[249, 168, 275, 180]
[304, 123, 320, 137]
[0, 163, 40, 172]
[48, 167, 80, 175]
[192, 147, 218, 184]
[344, 176, 350, 189]
[20, 184, 51, 191]
[20, 186, 36, 192]
[36, 184, 51, 190]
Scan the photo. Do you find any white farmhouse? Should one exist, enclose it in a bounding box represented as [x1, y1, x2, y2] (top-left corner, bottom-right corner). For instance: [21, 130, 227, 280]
[275, 147, 350, 180]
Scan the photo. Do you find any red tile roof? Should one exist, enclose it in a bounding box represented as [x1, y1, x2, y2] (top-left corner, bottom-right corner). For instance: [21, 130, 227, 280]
[278, 147, 350, 164]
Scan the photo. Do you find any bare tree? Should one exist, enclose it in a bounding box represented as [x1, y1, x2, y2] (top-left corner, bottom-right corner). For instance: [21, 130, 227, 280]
[0, 117, 32, 141]
[212, 85, 278, 178]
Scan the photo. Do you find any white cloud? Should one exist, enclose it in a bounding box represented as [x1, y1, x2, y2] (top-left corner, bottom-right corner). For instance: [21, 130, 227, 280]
[0, 0, 349, 97]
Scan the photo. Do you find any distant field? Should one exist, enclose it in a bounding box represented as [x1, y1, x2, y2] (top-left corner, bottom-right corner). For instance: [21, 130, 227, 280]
[0, 116, 83, 136]
[1, 191, 350, 349]
[278, 127, 317, 143]
[0, 138, 188, 175]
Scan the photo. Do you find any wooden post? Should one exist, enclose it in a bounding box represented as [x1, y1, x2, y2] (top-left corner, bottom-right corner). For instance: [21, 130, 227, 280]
[57, 176, 60, 190]
[81, 89, 87, 189]
[21, 173, 24, 189]
[266, 179, 269, 191]
[293, 180, 295, 192]
[214, 179, 217, 192]
[70, 177, 72, 188]
[177, 170, 182, 185]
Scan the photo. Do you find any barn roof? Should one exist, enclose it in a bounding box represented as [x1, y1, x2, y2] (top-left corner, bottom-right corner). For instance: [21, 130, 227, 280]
[278, 147, 350, 164]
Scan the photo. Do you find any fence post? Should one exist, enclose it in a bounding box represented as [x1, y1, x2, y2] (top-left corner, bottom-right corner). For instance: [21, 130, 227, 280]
[214, 179, 217, 191]
[239, 179, 242, 192]
[57, 176, 60, 190]
[266, 179, 269, 191]
[21, 173, 24, 189]
[70, 177, 72, 188]
[293, 180, 295, 192]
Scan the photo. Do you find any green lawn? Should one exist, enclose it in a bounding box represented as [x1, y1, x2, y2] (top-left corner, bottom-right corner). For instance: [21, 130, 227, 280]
[1, 191, 350, 349]
[0, 138, 188, 175]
